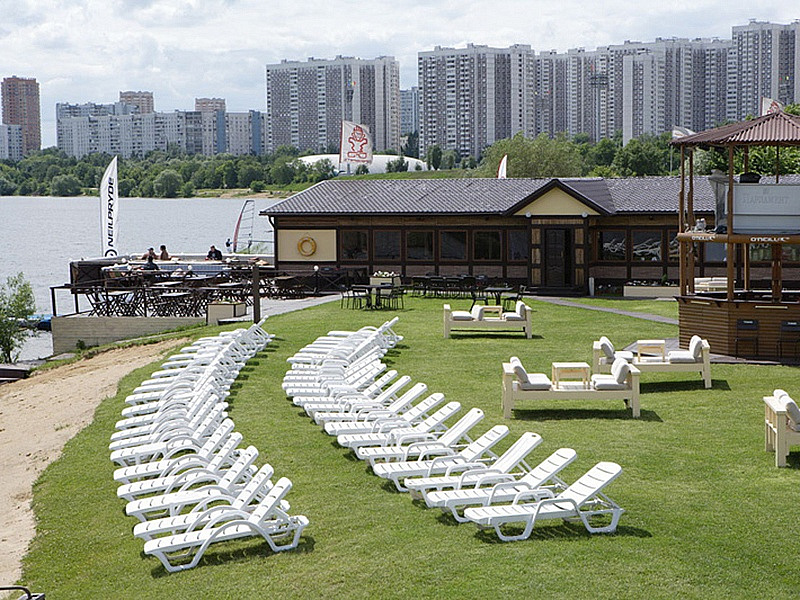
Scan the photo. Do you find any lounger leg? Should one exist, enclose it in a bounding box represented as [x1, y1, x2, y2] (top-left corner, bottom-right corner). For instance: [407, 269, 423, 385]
[702, 362, 711, 389]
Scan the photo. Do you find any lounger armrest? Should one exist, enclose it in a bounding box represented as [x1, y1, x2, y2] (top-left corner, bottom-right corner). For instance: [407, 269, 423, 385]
[488, 479, 532, 503]
[392, 432, 436, 446]
[360, 410, 396, 422]
[442, 461, 486, 477]
[372, 418, 406, 432]
[412, 445, 457, 461]
[456, 467, 502, 488]
[472, 472, 516, 489]
[164, 470, 218, 494]
[162, 455, 209, 477]
[512, 488, 554, 505]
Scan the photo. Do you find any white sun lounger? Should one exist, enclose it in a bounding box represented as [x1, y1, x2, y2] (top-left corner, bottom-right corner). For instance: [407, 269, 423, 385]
[356, 407, 485, 465]
[320, 383, 429, 435]
[142, 477, 308, 572]
[463, 461, 624, 541]
[336, 400, 460, 450]
[764, 389, 800, 467]
[400, 431, 541, 495]
[132, 463, 276, 541]
[307, 374, 411, 421]
[328, 390, 442, 437]
[370, 424, 514, 492]
[424, 448, 577, 521]
[116, 440, 256, 502]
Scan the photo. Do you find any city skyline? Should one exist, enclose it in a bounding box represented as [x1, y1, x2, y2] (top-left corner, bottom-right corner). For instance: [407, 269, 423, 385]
[2, 1, 798, 146]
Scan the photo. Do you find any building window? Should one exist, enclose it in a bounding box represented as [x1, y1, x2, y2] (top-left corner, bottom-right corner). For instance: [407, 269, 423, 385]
[407, 231, 434, 261]
[374, 230, 401, 261]
[748, 243, 772, 262]
[632, 230, 662, 262]
[598, 230, 626, 261]
[782, 245, 800, 263]
[668, 230, 679, 262]
[340, 230, 368, 260]
[508, 229, 528, 262]
[440, 231, 467, 261]
[474, 231, 501, 261]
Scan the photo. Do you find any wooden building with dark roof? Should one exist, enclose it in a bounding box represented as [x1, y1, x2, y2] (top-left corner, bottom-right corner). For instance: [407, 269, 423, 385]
[261, 175, 800, 294]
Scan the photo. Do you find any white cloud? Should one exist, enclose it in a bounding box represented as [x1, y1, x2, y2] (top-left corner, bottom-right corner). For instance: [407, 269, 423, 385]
[1, 0, 798, 145]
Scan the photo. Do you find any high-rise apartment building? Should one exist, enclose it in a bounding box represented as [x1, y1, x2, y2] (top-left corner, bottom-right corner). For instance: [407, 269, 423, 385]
[2, 76, 41, 155]
[56, 100, 264, 158]
[418, 44, 536, 158]
[265, 55, 400, 154]
[727, 20, 800, 120]
[119, 91, 154, 113]
[195, 97, 226, 113]
[400, 87, 419, 134]
[0, 124, 23, 161]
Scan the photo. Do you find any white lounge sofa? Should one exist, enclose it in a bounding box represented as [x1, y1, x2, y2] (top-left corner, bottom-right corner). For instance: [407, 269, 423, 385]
[592, 335, 711, 389]
[443, 301, 532, 339]
[764, 389, 800, 467]
[502, 357, 640, 418]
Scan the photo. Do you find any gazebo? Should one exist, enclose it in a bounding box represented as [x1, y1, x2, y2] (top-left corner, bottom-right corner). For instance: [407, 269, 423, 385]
[672, 110, 800, 359]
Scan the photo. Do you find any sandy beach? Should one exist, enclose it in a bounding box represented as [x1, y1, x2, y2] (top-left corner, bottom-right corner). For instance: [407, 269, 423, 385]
[0, 340, 184, 587]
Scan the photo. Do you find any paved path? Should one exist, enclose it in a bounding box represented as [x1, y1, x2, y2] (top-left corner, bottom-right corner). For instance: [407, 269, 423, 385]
[530, 296, 679, 325]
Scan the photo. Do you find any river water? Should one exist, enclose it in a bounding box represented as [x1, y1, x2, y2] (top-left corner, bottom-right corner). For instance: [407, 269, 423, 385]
[0, 196, 277, 360]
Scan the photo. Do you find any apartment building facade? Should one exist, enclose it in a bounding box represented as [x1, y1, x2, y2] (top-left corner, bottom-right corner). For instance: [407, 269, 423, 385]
[265, 55, 400, 154]
[2, 76, 41, 155]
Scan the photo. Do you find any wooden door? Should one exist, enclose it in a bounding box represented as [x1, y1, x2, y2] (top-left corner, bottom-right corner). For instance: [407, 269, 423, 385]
[544, 228, 571, 288]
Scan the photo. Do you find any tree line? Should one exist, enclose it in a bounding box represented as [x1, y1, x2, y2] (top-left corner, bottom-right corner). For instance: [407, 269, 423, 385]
[3, 108, 800, 198]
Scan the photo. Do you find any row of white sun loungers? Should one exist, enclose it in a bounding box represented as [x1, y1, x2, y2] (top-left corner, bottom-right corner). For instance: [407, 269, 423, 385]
[282, 319, 625, 541]
[110, 319, 308, 572]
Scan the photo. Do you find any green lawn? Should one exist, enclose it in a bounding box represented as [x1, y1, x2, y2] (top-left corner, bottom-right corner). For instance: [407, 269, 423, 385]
[564, 296, 679, 320]
[19, 297, 800, 599]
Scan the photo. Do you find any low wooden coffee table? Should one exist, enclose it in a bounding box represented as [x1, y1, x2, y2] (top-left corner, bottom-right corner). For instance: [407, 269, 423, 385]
[637, 339, 666, 361]
[551, 362, 591, 389]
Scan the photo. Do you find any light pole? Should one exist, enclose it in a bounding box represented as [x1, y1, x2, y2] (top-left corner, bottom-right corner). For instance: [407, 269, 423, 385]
[313, 265, 320, 296]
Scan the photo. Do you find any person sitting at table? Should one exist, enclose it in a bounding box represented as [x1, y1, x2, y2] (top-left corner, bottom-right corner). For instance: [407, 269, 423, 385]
[141, 247, 157, 260]
[159, 245, 171, 260]
[140, 255, 159, 271]
[206, 245, 223, 260]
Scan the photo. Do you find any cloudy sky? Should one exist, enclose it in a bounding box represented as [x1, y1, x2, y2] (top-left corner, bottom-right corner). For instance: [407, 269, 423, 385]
[1, 0, 797, 147]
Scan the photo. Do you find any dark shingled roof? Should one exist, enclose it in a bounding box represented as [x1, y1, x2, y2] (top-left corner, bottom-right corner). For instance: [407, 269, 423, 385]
[262, 175, 800, 217]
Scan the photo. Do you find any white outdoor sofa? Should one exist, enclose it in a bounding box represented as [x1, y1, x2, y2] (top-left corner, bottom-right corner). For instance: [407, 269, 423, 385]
[592, 335, 712, 389]
[502, 357, 641, 419]
[443, 302, 532, 339]
[764, 389, 800, 467]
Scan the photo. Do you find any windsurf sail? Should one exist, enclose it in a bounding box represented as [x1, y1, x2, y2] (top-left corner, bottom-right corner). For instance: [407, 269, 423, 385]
[100, 156, 119, 257]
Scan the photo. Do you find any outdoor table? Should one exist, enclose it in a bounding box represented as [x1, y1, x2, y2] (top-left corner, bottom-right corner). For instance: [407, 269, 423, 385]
[484, 286, 513, 305]
[157, 292, 192, 316]
[551, 362, 591, 389]
[353, 284, 394, 309]
[637, 339, 666, 361]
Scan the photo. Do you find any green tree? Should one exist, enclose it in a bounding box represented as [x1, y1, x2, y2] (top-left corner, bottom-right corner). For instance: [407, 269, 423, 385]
[152, 169, 182, 198]
[426, 144, 443, 170]
[440, 150, 458, 170]
[354, 164, 370, 175]
[270, 159, 295, 185]
[0, 176, 16, 196]
[479, 132, 584, 178]
[385, 155, 408, 173]
[0, 273, 36, 363]
[180, 181, 196, 197]
[612, 133, 670, 176]
[237, 163, 263, 188]
[401, 131, 419, 158]
[310, 158, 337, 181]
[50, 174, 82, 196]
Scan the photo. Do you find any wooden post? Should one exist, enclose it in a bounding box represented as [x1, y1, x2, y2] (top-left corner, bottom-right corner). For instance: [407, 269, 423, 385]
[687, 149, 696, 293]
[679, 146, 687, 295]
[743, 243, 751, 291]
[776, 146, 781, 183]
[726, 145, 735, 301]
[252, 264, 261, 323]
[772, 245, 782, 302]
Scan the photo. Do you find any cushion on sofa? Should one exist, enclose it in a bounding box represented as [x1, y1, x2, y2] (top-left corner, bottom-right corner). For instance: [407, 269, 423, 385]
[450, 310, 473, 321]
[519, 373, 553, 391]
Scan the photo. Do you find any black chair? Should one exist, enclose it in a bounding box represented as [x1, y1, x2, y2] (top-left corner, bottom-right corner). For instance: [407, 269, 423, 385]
[470, 288, 489, 309]
[777, 320, 800, 359]
[734, 319, 759, 357]
[502, 285, 528, 311]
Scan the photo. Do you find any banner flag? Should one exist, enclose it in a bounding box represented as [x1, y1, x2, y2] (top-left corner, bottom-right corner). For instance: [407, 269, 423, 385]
[339, 121, 373, 165]
[100, 156, 119, 257]
[497, 154, 508, 179]
[760, 97, 784, 116]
